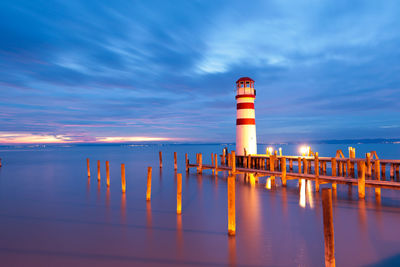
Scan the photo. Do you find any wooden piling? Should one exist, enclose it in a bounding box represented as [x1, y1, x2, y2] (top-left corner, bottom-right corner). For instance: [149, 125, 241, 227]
[289, 159, 293, 171]
[338, 162, 343, 177]
[247, 155, 251, 168]
[381, 163, 386, 179]
[159, 151, 163, 168]
[214, 153, 218, 176]
[185, 153, 188, 172]
[106, 161, 110, 187]
[121, 164, 126, 193]
[174, 152, 177, 170]
[270, 155, 275, 185]
[228, 175, 236, 236]
[303, 158, 308, 174]
[97, 160, 101, 181]
[331, 158, 337, 176]
[231, 151, 236, 174]
[390, 163, 395, 178]
[222, 149, 226, 165]
[86, 158, 90, 177]
[358, 161, 365, 199]
[146, 167, 152, 201]
[375, 160, 381, 196]
[298, 157, 302, 174]
[315, 153, 320, 192]
[397, 165, 400, 179]
[197, 153, 202, 174]
[177, 173, 182, 214]
[366, 153, 371, 177]
[346, 159, 351, 177]
[323, 161, 327, 174]
[322, 188, 336, 267]
[281, 157, 287, 187]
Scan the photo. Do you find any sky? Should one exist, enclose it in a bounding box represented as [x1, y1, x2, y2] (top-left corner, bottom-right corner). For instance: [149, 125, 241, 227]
[0, 0, 399, 144]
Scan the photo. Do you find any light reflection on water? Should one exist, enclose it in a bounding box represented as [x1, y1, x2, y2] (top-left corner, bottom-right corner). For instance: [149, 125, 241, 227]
[0, 144, 400, 266]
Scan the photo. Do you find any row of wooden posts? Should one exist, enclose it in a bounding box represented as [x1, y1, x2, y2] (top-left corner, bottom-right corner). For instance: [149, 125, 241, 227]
[87, 151, 336, 266]
[86, 157, 182, 215]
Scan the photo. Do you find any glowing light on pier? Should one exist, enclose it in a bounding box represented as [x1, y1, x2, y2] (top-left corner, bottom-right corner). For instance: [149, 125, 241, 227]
[266, 147, 274, 155]
[300, 146, 311, 156]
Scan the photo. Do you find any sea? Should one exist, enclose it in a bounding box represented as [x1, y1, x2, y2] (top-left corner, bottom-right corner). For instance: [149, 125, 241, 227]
[0, 143, 400, 266]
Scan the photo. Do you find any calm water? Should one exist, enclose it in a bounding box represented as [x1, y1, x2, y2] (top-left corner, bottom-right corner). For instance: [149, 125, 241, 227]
[0, 143, 400, 266]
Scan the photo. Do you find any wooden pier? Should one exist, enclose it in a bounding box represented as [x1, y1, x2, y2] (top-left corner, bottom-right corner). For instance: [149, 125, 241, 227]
[187, 149, 400, 193]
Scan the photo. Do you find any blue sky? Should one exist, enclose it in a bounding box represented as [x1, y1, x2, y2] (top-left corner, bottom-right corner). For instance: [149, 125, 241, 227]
[0, 0, 399, 143]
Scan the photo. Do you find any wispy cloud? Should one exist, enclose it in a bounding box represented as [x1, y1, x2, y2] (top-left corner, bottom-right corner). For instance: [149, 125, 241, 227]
[0, 0, 399, 142]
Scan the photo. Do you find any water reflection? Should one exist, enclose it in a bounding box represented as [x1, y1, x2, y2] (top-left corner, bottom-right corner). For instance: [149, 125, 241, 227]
[265, 177, 271, 189]
[146, 201, 152, 228]
[121, 193, 126, 224]
[177, 214, 183, 257]
[228, 236, 236, 266]
[299, 179, 314, 209]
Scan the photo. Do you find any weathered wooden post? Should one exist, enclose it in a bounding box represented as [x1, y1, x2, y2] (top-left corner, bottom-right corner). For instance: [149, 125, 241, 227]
[222, 148, 226, 165]
[270, 155, 275, 185]
[106, 161, 110, 187]
[121, 164, 126, 193]
[365, 153, 370, 177]
[381, 163, 386, 180]
[323, 162, 327, 174]
[0, 158, 2, 168]
[331, 158, 337, 176]
[214, 154, 218, 176]
[228, 175, 236, 236]
[397, 165, 400, 179]
[346, 159, 351, 177]
[315, 153, 320, 192]
[185, 153, 188, 173]
[146, 167, 152, 201]
[281, 157, 287, 187]
[231, 151, 236, 174]
[177, 173, 182, 214]
[159, 151, 163, 168]
[358, 161, 365, 199]
[174, 152, 177, 171]
[322, 188, 336, 267]
[375, 160, 381, 197]
[390, 163, 394, 178]
[86, 158, 90, 177]
[289, 159, 293, 171]
[97, 160, 101, 181]
[298, 157, 302, 174]
[197, 153, 202, 174]
[303, 158, 308, 174]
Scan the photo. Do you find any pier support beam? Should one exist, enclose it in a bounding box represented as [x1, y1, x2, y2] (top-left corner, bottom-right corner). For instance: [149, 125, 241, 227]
[228, 175, 236, 236]
[86, 158, 90, 177]
[322, 188, 336, 267]
[177, 173, 182, 214]
[358, 161, 365, 199]
[281, 157, 287, 187]
[159, 151, 162, 168]
[121, 164, 126, 193]
[106, 161, 110, 187]
[146, 167, 152, 201]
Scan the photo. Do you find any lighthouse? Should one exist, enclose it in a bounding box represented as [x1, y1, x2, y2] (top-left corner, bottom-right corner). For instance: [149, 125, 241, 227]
[236, 77, 257, 156]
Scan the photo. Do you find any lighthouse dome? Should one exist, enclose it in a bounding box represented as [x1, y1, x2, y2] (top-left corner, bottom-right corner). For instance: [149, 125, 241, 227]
[236, 77, 254, 83]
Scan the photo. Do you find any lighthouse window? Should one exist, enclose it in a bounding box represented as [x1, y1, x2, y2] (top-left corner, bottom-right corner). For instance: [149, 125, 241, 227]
[246, 82, 250, 87]
[240, 82, 244, 88]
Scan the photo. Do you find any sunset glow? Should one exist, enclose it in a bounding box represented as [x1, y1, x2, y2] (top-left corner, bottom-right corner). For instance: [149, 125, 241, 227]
[0, 132, 179, 144]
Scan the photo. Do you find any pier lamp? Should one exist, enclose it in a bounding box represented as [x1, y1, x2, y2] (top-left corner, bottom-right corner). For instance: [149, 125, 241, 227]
[266, 146, 273, 156]
[300, 146, 310, 156]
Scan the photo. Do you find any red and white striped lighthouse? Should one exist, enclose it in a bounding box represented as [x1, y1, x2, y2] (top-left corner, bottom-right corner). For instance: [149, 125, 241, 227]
[236, 77, 257, 156]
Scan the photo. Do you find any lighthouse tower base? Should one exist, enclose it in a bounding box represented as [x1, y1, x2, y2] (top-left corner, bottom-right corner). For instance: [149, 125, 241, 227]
[236, 125, 257, 156]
